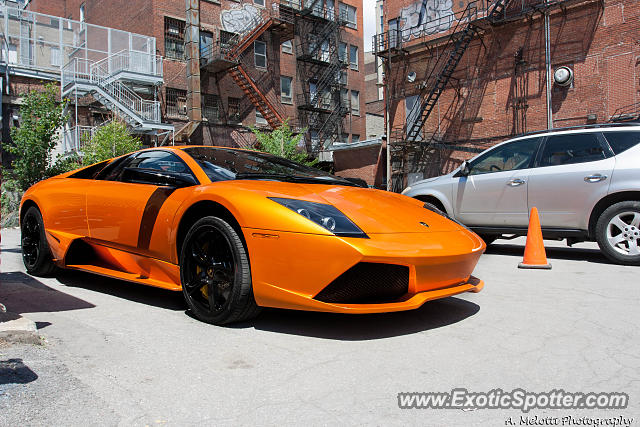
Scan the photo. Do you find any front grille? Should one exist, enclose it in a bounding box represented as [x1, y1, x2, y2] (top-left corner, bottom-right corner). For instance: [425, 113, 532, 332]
[314, 262, 409, 304]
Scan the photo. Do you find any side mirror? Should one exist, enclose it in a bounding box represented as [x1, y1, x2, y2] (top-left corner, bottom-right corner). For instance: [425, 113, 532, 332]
[122, 167, 198, 188]
[455, 160, 471, 177]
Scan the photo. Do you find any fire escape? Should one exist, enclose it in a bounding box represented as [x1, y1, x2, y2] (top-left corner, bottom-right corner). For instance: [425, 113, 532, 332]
[374, 0, 599, 190]
[200, 6, 294, 129]
[284, 0, 349, 153]
[61, 50, 174, 148]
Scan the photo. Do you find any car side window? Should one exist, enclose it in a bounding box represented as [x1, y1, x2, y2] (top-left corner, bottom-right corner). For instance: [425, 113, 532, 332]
[602, 131, 640, 155]
[127, 151, 189, 174]
[539, 133, 606, 167]
[469, 138, 539, 176]
[94, 154, 137, 181]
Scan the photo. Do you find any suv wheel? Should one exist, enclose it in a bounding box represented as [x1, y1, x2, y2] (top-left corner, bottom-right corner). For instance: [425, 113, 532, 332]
[595, 201, 640, 265]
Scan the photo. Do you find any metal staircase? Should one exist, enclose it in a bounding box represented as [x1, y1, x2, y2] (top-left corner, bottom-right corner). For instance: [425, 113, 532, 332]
[200, 5, 294, 130]
[288, 1, 349, 152]
[61, 50, 173, 135]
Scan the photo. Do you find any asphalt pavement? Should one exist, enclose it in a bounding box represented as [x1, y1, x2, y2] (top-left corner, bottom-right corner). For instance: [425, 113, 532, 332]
[1, 227, 638, 426]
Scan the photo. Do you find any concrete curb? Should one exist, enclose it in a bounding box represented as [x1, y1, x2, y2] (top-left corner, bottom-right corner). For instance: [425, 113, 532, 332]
[0, 310, 38, 334]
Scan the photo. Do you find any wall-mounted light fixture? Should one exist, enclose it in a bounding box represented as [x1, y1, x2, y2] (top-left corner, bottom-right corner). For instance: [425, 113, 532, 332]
[553, 66, 573, 87]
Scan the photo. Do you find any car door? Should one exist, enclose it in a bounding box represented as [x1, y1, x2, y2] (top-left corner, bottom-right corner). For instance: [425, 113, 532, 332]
[454, 137, 541, 227]
[527, 132, 614, 230]
[86, 150, 195, 252]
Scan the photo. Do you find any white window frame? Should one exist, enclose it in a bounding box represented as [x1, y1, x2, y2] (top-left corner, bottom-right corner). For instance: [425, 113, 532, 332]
[350, 90, 360, 115]
[281, 40, 293, 54]
[280, 76, 293, 104]
[339, 3, 357, 29]
[254, 40, 267, 68]
[50, 46, 61, 67]
[349, 44, 358, 70]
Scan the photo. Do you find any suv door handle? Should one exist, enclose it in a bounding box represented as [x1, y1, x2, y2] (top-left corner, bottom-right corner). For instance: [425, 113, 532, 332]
[507, 178, 526, 186]
[584, 174, 607, 183]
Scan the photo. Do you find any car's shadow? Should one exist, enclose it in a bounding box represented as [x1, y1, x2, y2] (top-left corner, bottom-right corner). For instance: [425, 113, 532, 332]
[51, 270, 479, 341]
[486, 242, 615, 264]
[230, 297, 480, 341]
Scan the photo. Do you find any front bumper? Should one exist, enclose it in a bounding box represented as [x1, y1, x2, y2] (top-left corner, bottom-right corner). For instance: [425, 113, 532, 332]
[244, 228, 486, 313]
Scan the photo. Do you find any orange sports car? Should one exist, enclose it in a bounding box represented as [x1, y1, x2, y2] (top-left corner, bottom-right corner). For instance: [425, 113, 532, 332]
[20, 146, 485, 324]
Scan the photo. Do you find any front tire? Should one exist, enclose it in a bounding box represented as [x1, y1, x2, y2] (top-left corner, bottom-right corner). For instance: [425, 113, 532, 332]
[21, 206, 57, 276]
[595, 201, 640, 265]
[179, 216, 260, 325]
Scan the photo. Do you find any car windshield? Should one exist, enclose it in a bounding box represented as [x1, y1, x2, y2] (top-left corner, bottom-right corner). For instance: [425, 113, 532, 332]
[182, 147, 358, 186]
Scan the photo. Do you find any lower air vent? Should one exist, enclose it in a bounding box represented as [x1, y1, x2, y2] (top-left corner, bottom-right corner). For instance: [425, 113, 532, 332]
[314, 262, 409, 304]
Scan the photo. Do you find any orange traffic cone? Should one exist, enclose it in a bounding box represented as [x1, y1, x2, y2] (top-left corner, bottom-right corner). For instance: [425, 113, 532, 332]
[518, 207, 552, 269]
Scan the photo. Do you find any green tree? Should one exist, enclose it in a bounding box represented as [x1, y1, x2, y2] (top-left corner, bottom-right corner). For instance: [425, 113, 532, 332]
[251, 120, 317, 166]
[2, 84, 66, 190]
[81, 121, 142, 165]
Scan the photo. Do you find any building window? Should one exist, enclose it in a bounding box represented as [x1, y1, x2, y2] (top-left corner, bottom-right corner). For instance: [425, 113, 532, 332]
[256, 110, 268, 126]
[79, 3, 85, 22]
[202, 94, 221, 122]
[280, 76, 293, 104]
[50, 47, 61, 66]
[6, 44, 17, 64]
[349, 44, 358, 70]
[338, 42, 347, 63]
[339, 3, 357, 29]
[340, 133, 349, 143]
[254, 40, 266, 68]
[337, 70, 347, 85]
[281, 40, 293, 54]
[352, 134, 360, 143]
[166, 87, 187, 118]
[379, 4, 383, 32]
[340, 88, 349, 107]
[350, 90, 360, 115]
[254, 0, 265, 6]
[164, 17, 185, 60]
[228, 97, 241, 123]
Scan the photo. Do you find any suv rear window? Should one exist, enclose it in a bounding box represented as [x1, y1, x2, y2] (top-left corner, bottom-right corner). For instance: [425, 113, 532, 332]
[603, 131, 640, 155]
[539, 133, 606, 167]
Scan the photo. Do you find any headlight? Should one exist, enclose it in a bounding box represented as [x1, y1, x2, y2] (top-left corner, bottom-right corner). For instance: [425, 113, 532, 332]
[269, 197, 368, 238]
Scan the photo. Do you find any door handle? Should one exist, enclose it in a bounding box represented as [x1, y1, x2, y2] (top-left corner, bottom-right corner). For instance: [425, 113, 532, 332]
[584, 174, 607, 183]
[507, 178, 526, 186]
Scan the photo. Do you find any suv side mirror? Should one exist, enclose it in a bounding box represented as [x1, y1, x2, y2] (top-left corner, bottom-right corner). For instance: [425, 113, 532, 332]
[455, 160, 471, 177]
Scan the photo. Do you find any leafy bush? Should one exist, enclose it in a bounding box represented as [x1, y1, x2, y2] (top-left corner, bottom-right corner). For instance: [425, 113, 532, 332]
[1, 178, 22, 228]
[81, 121, 142, 165]
[2, 84, 66, 191]
[251, 120, 317, 166]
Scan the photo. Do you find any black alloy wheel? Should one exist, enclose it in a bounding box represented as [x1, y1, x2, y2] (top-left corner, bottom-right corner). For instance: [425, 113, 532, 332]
[21, 206, 57, 276]
[180, 216, 260, 325]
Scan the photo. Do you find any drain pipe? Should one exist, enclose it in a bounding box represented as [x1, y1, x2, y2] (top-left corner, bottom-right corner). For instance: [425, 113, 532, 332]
[544, 8, 553, 130]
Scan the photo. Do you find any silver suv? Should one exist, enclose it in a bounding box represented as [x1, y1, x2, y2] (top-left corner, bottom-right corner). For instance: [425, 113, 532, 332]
[402, 125, 640, 265]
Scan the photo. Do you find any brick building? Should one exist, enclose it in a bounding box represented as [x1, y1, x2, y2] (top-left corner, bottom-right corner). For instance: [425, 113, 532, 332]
[373, 0, 640, 191]
[27, 0, 367, 151]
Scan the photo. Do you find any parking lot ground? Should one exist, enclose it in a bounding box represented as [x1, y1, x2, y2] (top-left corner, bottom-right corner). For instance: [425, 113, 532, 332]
[1, 227, 639, 426]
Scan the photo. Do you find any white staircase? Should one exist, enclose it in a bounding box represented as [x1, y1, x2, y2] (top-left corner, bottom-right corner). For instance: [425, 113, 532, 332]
[62, 50, 173, 134]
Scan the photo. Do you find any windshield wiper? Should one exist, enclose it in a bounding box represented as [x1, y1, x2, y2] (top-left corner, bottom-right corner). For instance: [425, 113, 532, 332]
[235, 173, 358, 187]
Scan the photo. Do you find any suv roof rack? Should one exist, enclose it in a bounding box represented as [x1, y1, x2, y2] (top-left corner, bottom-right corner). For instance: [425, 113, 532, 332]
[517, 122, 640, 139]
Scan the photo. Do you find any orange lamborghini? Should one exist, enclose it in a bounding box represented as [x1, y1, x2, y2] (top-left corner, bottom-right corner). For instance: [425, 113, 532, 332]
[20, 146, 485, 324]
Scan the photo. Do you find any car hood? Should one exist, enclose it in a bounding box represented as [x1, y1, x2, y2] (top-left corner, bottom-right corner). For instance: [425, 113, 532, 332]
[217, 180, 462, 234]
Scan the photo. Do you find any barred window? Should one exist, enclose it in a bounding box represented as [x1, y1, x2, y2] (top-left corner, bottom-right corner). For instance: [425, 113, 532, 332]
[166, 87, 187, 118]
[202, 94, 221, 122]
[164, 17, 185, 60]
[228, 97, 241, 123]
[339, 3, 357, 29]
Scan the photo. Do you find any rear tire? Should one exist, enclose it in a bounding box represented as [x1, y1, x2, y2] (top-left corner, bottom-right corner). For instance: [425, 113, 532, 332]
[21, 206, 57, 276]
[595, 201, 640, 266]
[180, 216, 261, 325]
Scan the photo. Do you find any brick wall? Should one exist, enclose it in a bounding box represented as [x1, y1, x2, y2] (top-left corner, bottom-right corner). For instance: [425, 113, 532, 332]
[379, 0, 640, 179]
[29, 0, 366, 148]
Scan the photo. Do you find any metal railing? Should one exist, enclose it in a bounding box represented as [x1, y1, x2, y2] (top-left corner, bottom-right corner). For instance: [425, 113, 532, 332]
[62, 53, 161, 124]
[92, 49, 163, 79]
